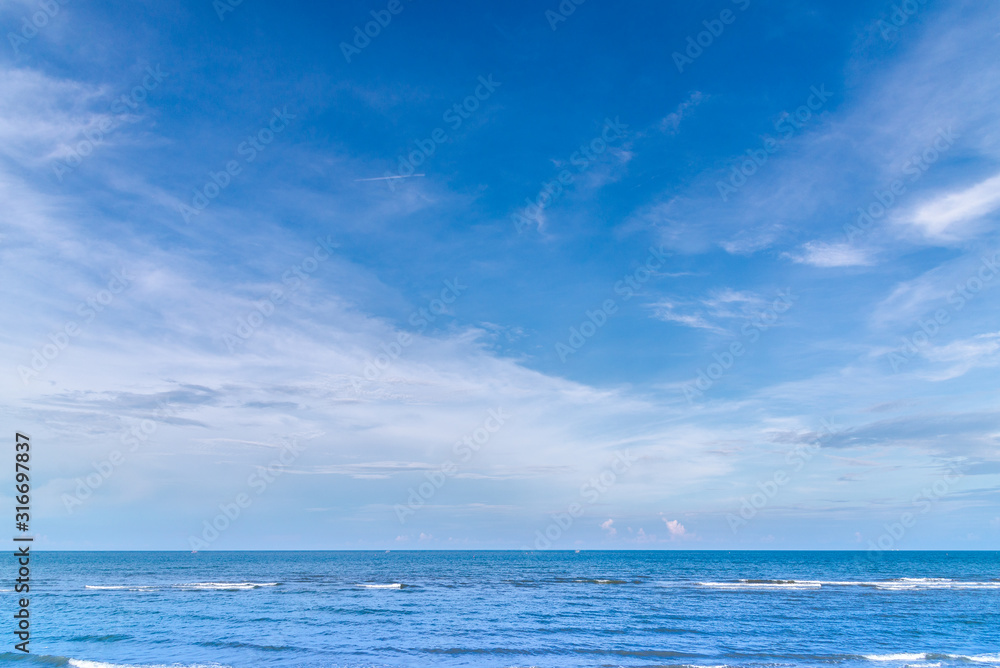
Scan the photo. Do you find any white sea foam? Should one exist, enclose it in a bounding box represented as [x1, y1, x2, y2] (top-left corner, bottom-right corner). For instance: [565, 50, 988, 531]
[861, 653, 1000, 664]
[788, 579, 981, 590]
[964, 655, 1000, 663]
[864, 652, 1000, 668]
[176, 582, 278, 590]
[697, 580, 823, 589]
[871, 579, 1000, 590]
[69, 661, 230, 668]
[85, 582, 277, 592]
[693, 578, 999, 591]
[356, 583, 404, 588]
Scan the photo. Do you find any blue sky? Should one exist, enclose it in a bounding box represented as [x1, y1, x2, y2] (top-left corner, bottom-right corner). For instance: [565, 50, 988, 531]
[1, 0, 999, 550]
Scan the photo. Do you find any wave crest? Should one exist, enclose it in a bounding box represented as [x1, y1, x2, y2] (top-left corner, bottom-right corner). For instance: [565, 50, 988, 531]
[84, 582, 278, 592]
[356, 583, 405, 589]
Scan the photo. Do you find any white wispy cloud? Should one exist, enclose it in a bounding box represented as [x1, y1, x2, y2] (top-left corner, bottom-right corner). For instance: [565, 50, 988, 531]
[0, 67, 116, 166]
[920, 331, 1000, 380]
[628, 2, 1000, 256]
[650, 304, 725, 332]
[659, 91, 704, 134]
[904, 171, 1000, 239]
[872, 250, 1000, 327]
[785, 241, 875, 267]
[649, 289, 773, 332]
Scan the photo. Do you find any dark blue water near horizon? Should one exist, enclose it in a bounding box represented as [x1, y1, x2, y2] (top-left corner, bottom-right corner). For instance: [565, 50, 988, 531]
[4, 551, 998, 668]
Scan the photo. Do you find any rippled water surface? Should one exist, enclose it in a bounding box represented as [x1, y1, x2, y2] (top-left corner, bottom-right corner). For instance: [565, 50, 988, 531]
[4, 551, 998, 668]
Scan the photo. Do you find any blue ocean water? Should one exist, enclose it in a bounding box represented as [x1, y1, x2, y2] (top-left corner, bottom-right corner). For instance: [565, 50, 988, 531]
[2, 551, 998, 668]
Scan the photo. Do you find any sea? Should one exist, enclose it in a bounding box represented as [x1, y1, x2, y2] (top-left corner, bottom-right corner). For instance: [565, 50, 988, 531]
[2, 551, 997, 668]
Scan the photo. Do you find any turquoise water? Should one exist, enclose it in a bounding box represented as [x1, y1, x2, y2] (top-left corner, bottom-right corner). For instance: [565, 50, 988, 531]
[4, 551, 998, 667]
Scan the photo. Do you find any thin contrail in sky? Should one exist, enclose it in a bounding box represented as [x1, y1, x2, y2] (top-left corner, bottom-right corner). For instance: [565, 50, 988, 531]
[354, 174, 426, 182]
